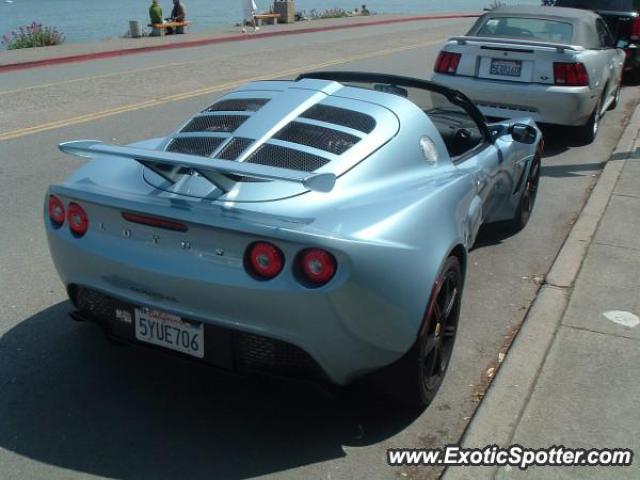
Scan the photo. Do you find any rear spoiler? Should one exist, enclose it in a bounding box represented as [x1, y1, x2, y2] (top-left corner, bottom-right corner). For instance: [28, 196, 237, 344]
[449, 36, 583, 53]
[58, 140, 336, 193]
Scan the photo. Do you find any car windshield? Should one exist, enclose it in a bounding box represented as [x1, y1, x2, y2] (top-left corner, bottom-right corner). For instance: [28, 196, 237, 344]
[555, 0, 634, 10]
[477, 16, 574, 43]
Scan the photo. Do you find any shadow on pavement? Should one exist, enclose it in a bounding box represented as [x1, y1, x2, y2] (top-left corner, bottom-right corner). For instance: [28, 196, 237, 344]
[0, 302, 417, 480]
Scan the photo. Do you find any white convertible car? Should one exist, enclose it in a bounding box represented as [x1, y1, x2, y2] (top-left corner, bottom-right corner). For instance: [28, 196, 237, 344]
[432, 6, 625, 143]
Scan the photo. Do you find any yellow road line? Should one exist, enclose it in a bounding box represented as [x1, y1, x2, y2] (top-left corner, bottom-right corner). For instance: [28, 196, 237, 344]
[0, 39, 441, 142]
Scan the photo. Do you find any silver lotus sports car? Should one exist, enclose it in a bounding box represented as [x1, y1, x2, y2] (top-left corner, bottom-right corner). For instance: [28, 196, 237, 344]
[45, 72, 542, 408]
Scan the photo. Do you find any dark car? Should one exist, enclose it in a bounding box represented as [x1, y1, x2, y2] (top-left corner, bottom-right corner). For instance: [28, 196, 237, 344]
[554, 0, 640, 76]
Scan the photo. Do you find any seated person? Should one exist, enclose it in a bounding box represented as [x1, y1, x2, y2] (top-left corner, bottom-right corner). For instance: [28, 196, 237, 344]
[166, 0, 187, 34]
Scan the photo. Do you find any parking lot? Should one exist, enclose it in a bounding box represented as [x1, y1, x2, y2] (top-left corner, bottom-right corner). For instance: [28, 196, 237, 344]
[1, 16, 638, 480]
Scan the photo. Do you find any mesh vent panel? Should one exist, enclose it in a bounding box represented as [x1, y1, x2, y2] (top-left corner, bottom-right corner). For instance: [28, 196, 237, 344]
[274, 122, 359, 155]
[216, 137, 254, 160]
[247, 144, 329, 172]
[205, 98, 270, 112]
[234, 332, 323, 379]
[300, 104, 376, 133]
[181, 115, 248, 133]
[166, 137, 224, 157]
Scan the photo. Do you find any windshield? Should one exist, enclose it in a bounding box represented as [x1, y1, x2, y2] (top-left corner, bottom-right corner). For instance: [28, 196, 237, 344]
[477, 16, 574, 43]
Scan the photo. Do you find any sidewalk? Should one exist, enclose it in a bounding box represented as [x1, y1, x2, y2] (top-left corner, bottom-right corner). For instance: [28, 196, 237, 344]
[0, 13, 478, 72]
[444, 106, 640, 479]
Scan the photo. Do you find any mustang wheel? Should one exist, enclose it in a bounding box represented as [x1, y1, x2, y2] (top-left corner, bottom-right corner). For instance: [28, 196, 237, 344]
[389, 256, 462, 409]
[609, 83, 621, 111]
[577, 97, 602, 145]
[510, 154, 541, 232]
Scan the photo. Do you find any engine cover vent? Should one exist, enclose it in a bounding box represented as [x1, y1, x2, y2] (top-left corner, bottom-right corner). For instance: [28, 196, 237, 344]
[204, 98, 270, 112]
[166, 137, 225, 157]
[216, 137, 254, 160]
[274, 122, 360, 155]
[300, 104, 376, 133]
[181, 115, 248, 133]
[247, 144, 329, 172]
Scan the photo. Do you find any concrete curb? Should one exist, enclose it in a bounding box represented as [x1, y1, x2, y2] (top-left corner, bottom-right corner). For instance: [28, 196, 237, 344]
[0, 13, 479, 73]
[442, 103, 640, 480]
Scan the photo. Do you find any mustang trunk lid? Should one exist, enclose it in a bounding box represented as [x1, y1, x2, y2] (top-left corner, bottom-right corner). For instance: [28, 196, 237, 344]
[143, 79, 400, 202]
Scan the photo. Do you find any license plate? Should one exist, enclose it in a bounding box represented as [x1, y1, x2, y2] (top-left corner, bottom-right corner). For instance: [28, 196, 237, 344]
[134, 307, 204, 358]
[490, 59, 522, 77]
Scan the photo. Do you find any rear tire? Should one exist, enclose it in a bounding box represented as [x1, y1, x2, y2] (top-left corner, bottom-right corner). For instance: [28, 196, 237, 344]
[385, 256, 463, 410]
[576, 97, 602, 145]
[609, 83, 621, 111]
[509, 154, 540, 232]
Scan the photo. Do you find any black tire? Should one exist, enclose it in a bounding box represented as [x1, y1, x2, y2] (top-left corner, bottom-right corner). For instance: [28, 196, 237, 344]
[510, 154, 541, 232]
[385, 256, 463, 410]
[576, 97, 602, 145]
[609, 83, 621, 111]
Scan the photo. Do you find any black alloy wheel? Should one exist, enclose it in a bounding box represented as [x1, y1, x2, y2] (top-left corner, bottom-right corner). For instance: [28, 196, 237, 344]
[386, 256, 463, 410]
[511, 154, 541, 232]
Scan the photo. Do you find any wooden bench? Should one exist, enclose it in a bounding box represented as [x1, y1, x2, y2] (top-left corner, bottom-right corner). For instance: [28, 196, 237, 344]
[253, 13, 280, 26]
[149, 20, 192, 36]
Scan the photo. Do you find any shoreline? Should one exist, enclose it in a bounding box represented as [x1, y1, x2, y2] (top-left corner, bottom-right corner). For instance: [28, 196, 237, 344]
[0, 13, 480, 72]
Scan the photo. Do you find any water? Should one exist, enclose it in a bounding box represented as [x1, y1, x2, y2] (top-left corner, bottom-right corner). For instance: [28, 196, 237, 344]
[0, 0, 540, 46]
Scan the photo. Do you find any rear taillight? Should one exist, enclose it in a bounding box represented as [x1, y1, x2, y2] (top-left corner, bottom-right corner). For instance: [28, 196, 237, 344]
[67, 202, 89, 237]
[298, 248, 337, 286]
[246, 242, 284, 280]
[631, 16, 640, 41]
[434, 51, 461, 75]
[553, 62, 589, 86]
[48, 195, 65, 227]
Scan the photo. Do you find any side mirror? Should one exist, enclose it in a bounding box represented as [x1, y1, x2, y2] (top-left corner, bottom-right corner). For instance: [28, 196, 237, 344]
[509, 123, 537, 144]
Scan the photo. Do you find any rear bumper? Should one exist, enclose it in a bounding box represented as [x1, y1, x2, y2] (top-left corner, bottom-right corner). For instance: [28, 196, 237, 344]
[45, 190, 430, 385]
[432, 74, 597, 126]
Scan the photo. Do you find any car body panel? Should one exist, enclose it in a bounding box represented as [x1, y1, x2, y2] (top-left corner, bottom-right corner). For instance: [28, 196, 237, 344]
[45, 73, 541, 384]
[432, 6, 625, 126]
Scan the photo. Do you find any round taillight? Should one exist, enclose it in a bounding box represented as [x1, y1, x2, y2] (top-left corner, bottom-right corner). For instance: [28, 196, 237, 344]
[246, 242, 284, 280]
[67, 202, 89, 237]
[299, 248, 336, 286]
[48, 195, 65, 227]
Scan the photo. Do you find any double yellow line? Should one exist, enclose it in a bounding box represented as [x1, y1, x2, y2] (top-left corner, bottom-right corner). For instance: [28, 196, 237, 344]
[0, 39, 442, 142]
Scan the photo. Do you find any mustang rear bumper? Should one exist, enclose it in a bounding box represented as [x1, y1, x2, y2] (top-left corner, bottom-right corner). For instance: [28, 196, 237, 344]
[432, 74, 597, 126]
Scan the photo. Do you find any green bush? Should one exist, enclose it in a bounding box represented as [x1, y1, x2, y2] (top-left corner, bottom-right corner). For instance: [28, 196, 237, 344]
[2, 22, 65, 50]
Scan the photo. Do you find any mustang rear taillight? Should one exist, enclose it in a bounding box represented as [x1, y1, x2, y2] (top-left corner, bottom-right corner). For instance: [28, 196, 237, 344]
[246, 242, 284, 280]
[122, 212, 188, 232]
[434, 51, 461, 74]
[48, 195, 65, 227]
[298, 248, 337, 286]
[553, 62, 589, 86]
[67, 202, 89, 237]
[631, 15, 640, 41]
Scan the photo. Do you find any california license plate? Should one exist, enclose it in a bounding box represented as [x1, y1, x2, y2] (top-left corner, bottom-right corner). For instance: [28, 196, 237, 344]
[490, 59, 522, 77]
[134, 307, 204, 358]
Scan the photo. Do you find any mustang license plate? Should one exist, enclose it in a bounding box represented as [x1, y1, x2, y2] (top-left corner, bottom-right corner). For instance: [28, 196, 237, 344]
[490, 59, 522, 77]
[134, 307, 204, 358]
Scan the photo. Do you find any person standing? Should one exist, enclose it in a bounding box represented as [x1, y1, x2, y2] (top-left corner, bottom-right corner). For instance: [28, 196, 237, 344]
[242, 0, 259, 33]
[149, 0, 163, 25]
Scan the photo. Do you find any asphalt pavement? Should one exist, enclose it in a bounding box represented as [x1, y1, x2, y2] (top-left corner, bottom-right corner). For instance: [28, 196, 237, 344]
[0, 16, 638, 480]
